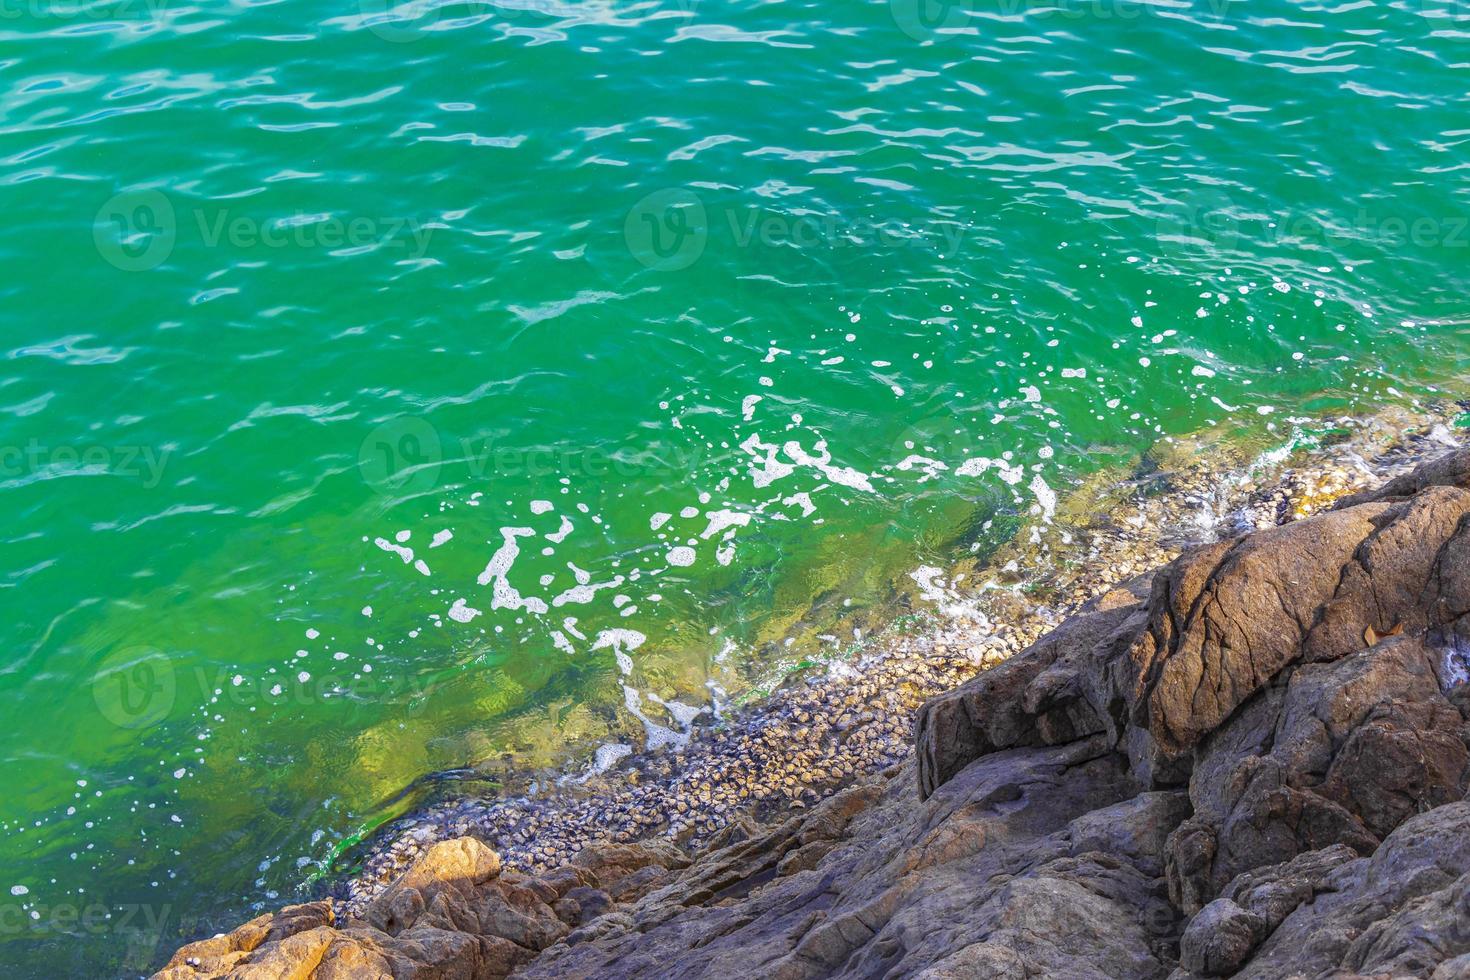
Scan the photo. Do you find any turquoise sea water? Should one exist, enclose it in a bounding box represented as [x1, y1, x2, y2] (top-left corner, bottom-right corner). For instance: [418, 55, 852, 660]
[3, 0, 1470, 974]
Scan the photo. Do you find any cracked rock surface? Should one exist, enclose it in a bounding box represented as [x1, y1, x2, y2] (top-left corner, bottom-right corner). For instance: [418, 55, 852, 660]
[155, 445, 1470, 979]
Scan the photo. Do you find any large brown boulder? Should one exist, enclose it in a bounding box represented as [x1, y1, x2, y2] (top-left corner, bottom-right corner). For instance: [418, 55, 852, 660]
[154, 837, 591, 979]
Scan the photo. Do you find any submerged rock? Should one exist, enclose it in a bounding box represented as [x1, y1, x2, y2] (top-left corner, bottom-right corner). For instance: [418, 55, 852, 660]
[155, 442, 1470, 979]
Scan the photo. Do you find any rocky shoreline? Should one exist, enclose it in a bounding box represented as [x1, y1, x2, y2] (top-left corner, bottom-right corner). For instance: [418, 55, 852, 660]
[332, 404, 1464, 912]
[153, 402, 1470, 978]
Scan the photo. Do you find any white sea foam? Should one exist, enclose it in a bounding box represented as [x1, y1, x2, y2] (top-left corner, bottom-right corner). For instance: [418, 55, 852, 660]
[591, 742, 632, 773]
[373, 537, 413, 564]
[546, 516, 573, 543]
[783, 491, 816, 517]
[476, 527, 548, 615]
[551, 575, 623, 607]
[700, 509, 750, 539]
[896, 455, 948, 482]
[622, 686, 687, 751]
[1029, 474, 1057, 522]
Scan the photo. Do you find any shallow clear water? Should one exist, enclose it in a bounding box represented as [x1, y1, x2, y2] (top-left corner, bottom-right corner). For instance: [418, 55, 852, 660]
[3, 0, 1470, 973]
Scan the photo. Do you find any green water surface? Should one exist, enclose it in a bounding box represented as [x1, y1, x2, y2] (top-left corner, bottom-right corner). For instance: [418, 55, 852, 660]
[2, 0, 1470, 974]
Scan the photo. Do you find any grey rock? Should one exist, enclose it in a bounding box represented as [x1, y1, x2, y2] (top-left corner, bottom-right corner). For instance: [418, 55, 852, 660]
[1179, 899, 1265, 976]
